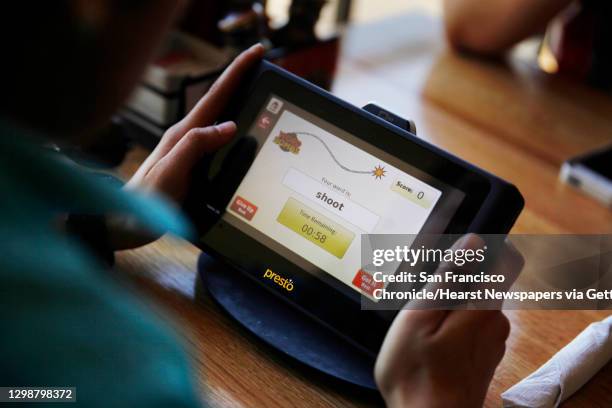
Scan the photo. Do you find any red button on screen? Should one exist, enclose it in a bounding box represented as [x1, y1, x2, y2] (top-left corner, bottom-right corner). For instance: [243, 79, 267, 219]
[352, 269, 383, 296]
[230, 196, 258, 221]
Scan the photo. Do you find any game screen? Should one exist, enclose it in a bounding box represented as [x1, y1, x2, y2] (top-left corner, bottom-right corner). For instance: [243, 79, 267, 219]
[223, 95, 465, 299]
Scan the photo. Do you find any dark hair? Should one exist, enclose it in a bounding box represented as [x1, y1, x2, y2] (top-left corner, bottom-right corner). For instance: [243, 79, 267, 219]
[1, 1, 158, 135]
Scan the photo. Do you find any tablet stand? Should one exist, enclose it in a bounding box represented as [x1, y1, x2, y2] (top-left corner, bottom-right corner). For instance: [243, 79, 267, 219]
[198, 253, 378, 390]
[197, 104, 413, 391]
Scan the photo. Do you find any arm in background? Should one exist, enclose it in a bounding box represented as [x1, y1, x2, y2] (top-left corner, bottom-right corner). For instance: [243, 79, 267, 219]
[443, 0, 573, 54]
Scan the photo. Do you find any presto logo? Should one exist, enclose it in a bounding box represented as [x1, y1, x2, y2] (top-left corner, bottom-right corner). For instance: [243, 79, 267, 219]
[263, 268, 295, 292]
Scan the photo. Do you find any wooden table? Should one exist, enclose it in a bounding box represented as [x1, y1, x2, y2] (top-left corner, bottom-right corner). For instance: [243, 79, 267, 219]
[115, 12, 612, 408]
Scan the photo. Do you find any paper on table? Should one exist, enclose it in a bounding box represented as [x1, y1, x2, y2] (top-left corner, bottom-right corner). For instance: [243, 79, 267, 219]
[502, 315, 612, 408]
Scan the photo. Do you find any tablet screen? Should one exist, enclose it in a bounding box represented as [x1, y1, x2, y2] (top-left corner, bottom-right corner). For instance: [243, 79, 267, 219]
[223, 95, 465, 299]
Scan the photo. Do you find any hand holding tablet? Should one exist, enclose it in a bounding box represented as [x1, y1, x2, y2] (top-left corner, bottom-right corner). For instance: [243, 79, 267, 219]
[185, 60, 524, 353]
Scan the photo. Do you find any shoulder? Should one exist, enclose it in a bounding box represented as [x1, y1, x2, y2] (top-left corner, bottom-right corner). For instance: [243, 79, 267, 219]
[0, 228, 201, 408]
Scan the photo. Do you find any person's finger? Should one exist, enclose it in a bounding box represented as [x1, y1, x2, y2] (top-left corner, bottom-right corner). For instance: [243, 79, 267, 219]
[498, 239, 524, 289]
[489, 240, 524, 292]
[485, 312, 511, 364]
[164, 121, 237, 172]
[435, 233, 486, 273]
[457, 310, 510, 368]
[436, 310, 510, 368]
[175, 43, 265, 133]
[438, 310, 508, 343]
[406, 234, 484, 310]
[471, 239, 524, 309]
[133, 44, 264, 181]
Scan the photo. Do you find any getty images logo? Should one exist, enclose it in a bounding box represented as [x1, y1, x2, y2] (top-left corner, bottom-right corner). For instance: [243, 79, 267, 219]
[263, 268, 294, 292]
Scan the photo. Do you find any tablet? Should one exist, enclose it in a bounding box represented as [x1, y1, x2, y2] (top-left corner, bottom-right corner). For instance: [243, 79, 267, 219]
[187, 61, 524, 353]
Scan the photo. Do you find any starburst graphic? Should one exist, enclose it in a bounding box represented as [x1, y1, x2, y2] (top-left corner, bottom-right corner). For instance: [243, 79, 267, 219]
[372, 165, 387, 180]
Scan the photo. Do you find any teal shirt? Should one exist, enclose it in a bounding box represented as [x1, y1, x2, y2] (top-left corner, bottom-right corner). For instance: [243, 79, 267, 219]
[0, 122, 201, 407]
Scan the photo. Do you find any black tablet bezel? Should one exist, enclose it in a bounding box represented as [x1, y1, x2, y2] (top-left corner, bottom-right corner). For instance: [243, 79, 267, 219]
[192, 61, 523, 354]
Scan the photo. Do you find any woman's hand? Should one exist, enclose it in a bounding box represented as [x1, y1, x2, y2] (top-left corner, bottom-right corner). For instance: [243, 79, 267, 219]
[127, 43, 264, 202]
[374, 236, 524, 408]
[109, 44, 264, 250]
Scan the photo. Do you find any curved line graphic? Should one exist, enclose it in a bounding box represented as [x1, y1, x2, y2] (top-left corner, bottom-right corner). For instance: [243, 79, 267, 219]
[293, 131, 373, 175]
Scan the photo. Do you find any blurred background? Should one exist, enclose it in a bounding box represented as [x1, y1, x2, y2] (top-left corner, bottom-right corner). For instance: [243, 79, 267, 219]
[92, 0, 610, 235]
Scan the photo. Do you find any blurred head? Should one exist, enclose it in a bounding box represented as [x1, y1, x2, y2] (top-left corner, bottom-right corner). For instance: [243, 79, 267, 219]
[1, 0, 186, 140]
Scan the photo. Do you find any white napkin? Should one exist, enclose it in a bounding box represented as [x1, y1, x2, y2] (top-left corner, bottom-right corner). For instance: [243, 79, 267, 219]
[502, 315, 612, 408]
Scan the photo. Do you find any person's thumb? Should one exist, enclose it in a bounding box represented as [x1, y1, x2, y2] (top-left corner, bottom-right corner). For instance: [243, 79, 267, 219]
[145, 121, 236, 202]
[166, 121, 237, 170]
